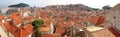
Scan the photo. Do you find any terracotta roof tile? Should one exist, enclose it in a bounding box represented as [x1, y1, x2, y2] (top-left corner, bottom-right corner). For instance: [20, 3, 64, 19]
[89, 16, 99, 25]
[4, 22, 12, 32]
[0, 16, 4, 20]
[39, 25, 51, 32]
[55, 23, 66, 34]
[55, 27, 65, 34]
[4, 21, 32, 37]
[9, 12, 22, 19]
[12, 24, 20, 33]
[42, 34, 61, 37]
[89, 16, 105, 25]
[108, 27, 120, 37]
[44, 19, 52, 25]
[11, 24, 31, 37]
[96, 16, 105, 25]
[82, 16, 90, 22]
[26, 16, 34, 20]
[13, 19, 22, 25]
[63, 21, 75, 28]
[22, 24, 33, 33]
[4, 21, 20, 33]
[13, 28, 30, 37]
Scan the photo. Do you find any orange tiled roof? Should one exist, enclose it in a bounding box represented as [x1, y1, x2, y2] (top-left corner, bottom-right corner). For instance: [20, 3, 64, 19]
[8, 12, 22, 19]
[108, 27, 120, 37]
[55, 23, 66, 34]
[4, 21, 20, 33]
[96, 16, 105, 25]
[13, 28, 30, 37]
[43, 18, 55, 26]
[63, 21, 75, 28]
[22, 24, 33, 33]
[13, 18, 24, 25]
[89, 16, 105, 25]
[42, 34, 61, 37]
[58, 18, 64, 22]
[4, 21, 33, 37]
[82, 16, 90, 22]
[44, 18, 52, 25]
[0, 16, 4, 20]
[4, 21, 12, 32]
[26, 16, 34, 20]
[55, 26, 65, 34]
[39, 25, 51, 32]
[89, 16, 99, 25]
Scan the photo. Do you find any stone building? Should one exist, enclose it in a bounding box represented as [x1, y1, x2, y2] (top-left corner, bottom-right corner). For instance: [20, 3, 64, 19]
[105, 4, 120, 37]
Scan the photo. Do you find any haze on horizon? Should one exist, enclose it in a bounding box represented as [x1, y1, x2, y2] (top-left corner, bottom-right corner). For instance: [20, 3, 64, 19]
[0, 0, 120, 9]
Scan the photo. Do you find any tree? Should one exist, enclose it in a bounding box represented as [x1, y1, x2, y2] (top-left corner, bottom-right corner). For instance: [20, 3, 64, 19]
[102, 5, 111, 10]
[32, 19, 44, 37]
[8, 3, 30, 8]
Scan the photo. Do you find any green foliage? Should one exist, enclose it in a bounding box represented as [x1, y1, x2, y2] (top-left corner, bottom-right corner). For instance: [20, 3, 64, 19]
[32, 19, 44, 30]
[32, 19, 44, 37]
[102, 5, 111, 10]
[8, 3, 30, 8]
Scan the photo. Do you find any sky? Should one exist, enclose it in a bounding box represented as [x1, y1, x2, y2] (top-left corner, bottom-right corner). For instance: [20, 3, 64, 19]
[0, 0, 120, 9]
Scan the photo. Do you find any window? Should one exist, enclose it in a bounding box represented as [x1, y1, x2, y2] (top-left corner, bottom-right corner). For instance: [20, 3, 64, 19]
[113, 16, 116, 19]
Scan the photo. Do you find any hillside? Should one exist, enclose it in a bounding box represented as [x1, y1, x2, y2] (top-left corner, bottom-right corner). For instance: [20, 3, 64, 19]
[41, 4, 99, 11]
